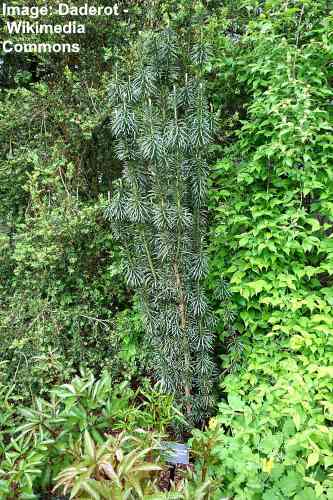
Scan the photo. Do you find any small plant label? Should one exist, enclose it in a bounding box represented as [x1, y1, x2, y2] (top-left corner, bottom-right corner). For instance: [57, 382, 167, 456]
[161, 442, 189, 465]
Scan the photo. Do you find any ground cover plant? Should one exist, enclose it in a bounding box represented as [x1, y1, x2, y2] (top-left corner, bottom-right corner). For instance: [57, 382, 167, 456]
[0, 0, 332, 498]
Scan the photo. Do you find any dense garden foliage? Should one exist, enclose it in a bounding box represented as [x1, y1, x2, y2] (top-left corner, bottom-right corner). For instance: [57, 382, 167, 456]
[0, 1, 332, 498]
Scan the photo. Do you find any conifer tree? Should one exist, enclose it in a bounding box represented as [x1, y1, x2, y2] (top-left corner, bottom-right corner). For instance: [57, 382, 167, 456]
[106, 28, 216, 421]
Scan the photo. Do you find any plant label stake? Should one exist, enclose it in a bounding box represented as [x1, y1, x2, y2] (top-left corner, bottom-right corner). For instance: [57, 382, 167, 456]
[161, 442, 189, 465]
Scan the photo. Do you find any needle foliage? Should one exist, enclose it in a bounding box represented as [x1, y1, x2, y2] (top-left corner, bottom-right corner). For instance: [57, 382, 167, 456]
[106, 28, 216, 422]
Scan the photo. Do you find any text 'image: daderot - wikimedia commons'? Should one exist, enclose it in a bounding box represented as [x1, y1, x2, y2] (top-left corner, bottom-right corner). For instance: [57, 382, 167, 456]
[1, 2, 129, 53]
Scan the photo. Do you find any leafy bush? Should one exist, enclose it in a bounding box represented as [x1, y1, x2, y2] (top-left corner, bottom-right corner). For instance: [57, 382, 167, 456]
[0, 369, 185, 498]
[200, 1, 333, 499]
[54, 429, 165, 499]
[55, 427, 218, 500]
[192, 347, 333, 499]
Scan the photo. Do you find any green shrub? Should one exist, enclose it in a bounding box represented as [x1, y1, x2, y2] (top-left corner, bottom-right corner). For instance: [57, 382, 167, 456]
[193, 344, 333, 499]
[0, 197, 138, 397]
[106, 27, 217, 421]
[200, 1, 333, 499]
[0, 369, 185, 498]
